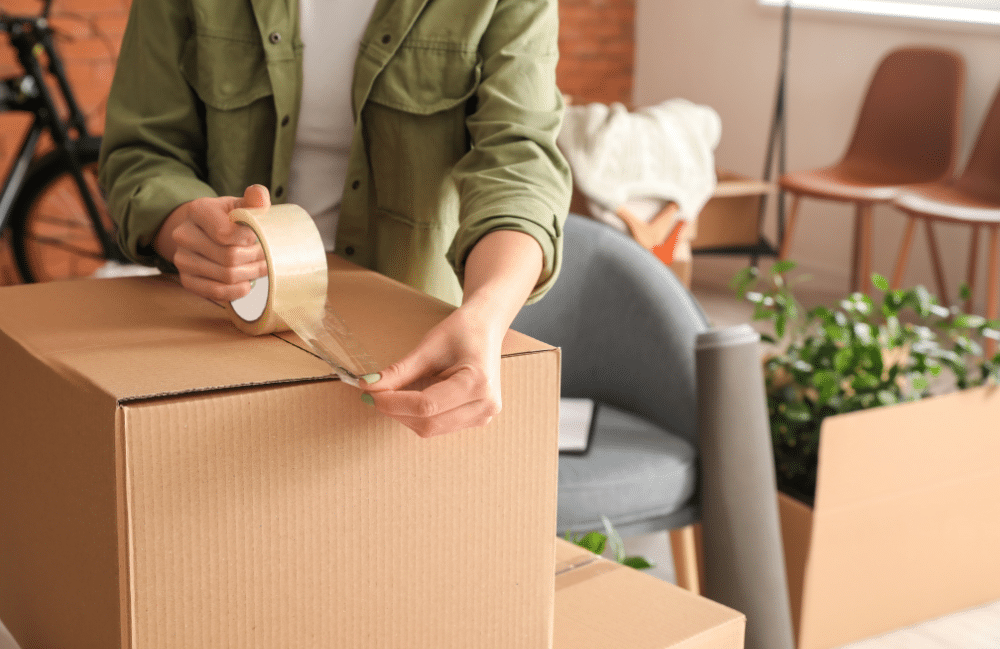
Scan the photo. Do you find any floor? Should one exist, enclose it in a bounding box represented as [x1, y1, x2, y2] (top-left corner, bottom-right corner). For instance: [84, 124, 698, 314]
[613, 257, 1000, 649]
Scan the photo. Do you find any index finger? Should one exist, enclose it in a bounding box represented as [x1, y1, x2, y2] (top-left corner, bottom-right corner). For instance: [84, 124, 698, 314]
[370, 368, 485, 419]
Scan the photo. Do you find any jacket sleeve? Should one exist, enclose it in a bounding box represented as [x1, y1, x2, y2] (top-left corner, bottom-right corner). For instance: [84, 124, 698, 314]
[446, 0, 572, 304]
[98, 0, 217, 268]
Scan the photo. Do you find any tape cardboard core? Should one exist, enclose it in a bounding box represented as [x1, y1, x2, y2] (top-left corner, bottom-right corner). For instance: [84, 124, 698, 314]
[230, 276, 269, 322]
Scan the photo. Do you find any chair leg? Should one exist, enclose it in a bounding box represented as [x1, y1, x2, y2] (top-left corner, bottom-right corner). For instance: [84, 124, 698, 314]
[892, 215, 918, 289]
[924, 219, 950, 307]
[986, 226, 999, 358]
[853, 203, 874, 293]
[670, 524, 701, 595]
[778, 194, 802, 261]
[966, 224, 981, 313]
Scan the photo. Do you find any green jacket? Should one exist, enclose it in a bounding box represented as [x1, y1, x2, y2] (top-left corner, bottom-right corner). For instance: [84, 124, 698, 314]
[98, 0, 571, 305]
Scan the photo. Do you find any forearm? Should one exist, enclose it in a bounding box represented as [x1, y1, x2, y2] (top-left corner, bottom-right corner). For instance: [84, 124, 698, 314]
[460, 230, 544, 343]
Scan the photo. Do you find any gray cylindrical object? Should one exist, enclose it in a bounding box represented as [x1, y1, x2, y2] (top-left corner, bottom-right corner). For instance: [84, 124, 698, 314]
[696, 324, 795, 649]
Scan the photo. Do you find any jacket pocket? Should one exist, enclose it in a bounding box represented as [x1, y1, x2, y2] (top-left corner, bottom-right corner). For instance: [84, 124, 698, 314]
[367, 44, 481, 115]
[180, 33, 272, 110]
[179, 32, 275, 196]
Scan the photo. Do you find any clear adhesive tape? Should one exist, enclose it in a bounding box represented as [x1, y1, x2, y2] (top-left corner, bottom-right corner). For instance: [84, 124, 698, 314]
[226, 204, 328, 336]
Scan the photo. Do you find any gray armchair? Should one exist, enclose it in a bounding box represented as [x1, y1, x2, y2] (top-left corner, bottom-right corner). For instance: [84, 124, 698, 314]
[512, 213, 709, 590]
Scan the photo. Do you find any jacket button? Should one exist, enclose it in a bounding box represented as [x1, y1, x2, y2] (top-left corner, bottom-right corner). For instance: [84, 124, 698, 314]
[381, 34, 391, 44]
[281, 114, 290, 127]
[269, 31, 281, 44]
[275, 186, 284, 198]
[351, 180, 360, 190]
[345, 246, 355, 255]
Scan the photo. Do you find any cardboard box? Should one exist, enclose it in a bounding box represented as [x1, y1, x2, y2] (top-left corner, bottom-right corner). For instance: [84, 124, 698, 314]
[0, 258, 560, 649]
[690, 170, 771, 251]
[777, 385, 1000, 649]
[552, 538, 745, 649]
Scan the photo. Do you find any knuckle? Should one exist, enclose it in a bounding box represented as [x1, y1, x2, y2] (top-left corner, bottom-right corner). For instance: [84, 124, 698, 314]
[413, 396, 438, 419]
[221, 265, 242, 285]
[483, 399, 502, 419]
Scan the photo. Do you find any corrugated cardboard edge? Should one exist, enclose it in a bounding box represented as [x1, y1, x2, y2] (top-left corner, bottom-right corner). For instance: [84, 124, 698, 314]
[553, 539, 745, 649]
[792, 385, 1000, 649]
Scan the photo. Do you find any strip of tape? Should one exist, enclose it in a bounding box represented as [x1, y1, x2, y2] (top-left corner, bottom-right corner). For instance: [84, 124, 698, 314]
[227, 204, 378, 385]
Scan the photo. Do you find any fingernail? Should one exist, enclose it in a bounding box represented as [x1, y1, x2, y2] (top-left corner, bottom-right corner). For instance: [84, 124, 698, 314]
[361, 373, 381, 386]
[360, 393, 375, 406]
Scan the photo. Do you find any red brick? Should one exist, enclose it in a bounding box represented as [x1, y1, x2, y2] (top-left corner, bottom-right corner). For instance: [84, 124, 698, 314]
[57, 36, 114, 63]
[49, 15, 93, 39]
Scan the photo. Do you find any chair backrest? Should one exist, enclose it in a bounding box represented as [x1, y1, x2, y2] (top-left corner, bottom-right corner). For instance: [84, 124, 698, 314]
[512, 214, 709, 448]
[955, 82, 1000, 203]
[841, 46, 965, 184]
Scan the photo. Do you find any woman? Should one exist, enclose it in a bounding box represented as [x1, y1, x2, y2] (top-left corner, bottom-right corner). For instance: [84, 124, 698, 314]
[99, 0, 571, 436]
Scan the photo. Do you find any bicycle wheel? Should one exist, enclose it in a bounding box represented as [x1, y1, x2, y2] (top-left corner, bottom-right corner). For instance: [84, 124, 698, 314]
[10, 137, 117, 283]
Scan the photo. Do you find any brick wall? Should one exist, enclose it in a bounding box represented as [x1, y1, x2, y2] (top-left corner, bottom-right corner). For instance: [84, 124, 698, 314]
[0, 0, 635, 285]
[557, 0, 636, 105]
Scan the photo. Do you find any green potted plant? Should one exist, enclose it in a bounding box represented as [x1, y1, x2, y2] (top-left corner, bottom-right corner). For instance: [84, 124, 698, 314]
[733, 260, 1000, 504]
[730, 261, 1000, 649]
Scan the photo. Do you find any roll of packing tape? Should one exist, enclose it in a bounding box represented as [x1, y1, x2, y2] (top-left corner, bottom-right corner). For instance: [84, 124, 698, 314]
[226, 204, 328, 336]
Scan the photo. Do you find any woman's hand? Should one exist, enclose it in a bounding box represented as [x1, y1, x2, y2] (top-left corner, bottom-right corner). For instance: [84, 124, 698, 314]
[360, 307, 503, 437]
[154, 185, 271, 302]
[361, 230, 543, 437]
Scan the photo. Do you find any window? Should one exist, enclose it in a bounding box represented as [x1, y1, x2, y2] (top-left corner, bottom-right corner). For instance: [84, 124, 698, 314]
[758, 0, 1000, 27]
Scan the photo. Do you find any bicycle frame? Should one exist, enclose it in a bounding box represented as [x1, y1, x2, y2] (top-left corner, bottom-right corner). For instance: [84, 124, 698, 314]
[0, 0, 124, 262]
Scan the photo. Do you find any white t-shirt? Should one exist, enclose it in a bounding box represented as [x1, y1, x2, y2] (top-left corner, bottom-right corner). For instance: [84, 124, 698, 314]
[287, 0, 379, 252]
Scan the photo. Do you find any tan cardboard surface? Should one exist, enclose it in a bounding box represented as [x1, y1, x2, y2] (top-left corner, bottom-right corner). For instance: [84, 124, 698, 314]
[782, 386, 1000, 649]
[0, 256, 547, 402]
[0, 261, 560, 649]
[553, 539, 746, 649]
[777, 492, 813, 639]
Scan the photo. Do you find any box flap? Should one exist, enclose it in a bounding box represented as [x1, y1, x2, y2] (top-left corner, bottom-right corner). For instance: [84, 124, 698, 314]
[552, 539, 745, 649]
[798, 386, 1000, 648]
[0, 257, 552, 402]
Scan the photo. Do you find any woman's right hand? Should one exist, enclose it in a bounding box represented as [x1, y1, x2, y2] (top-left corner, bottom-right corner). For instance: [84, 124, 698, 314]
[154, 185, 271, 302]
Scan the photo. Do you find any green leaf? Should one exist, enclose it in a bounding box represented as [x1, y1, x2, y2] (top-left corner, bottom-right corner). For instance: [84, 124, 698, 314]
[771, 259, 797, 275]
[834, 347, 854, 373]
[575, 531, 606, 555]
[954, 314, 987, 329]
[913, 285, 934, 317]
[784, 402, 813, 423]
[872, 273, 889, 292]
[622, 556, 654, 570]
[730, 266, 759, 296]
[912, 376, 929, 392]
[813, 370, 839, 403]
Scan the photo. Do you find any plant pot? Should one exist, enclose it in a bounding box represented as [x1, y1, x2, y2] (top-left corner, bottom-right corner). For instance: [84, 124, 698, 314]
[776, 384, 1000, 649]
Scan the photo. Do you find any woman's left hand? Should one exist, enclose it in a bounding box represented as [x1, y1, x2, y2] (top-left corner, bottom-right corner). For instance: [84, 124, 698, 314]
[359, 306, 503, 437]
[359, 229, 544, 437]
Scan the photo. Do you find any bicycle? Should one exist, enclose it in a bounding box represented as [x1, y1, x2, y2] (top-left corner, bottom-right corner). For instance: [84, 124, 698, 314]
[0, 0, 126, 283]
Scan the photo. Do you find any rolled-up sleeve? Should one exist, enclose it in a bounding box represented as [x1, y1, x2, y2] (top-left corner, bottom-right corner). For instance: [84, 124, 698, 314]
[98, 0, 216, 267]
[447, 0, 572, 304]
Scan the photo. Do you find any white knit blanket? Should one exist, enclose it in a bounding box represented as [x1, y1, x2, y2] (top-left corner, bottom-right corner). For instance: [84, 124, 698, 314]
[558, 98, 722, 226]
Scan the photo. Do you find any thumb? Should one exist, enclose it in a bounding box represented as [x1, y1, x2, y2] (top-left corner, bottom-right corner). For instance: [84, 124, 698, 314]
[237, 184, 271, 210]
[362, 344, 439, 392]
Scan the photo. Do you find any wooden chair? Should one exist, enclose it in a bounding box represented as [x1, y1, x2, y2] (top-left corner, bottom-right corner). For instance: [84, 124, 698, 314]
[778, 47, 965, 292]
[891, 82, 1000, 355]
